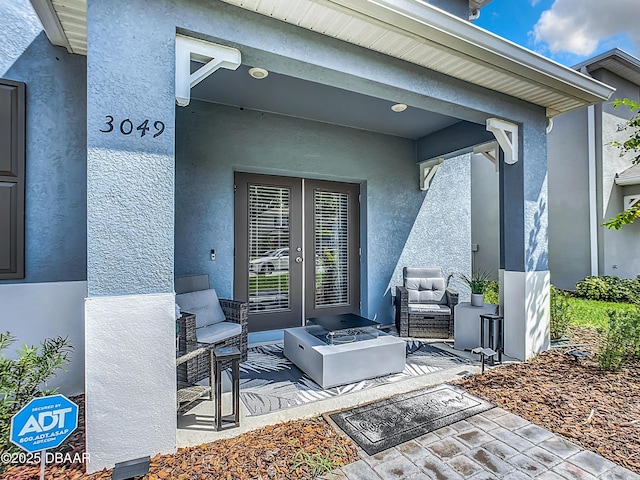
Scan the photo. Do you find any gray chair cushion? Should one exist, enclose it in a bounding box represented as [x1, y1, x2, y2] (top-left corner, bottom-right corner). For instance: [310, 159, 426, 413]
[403, 267, 448, 305]
[407, 304, 451, 315]
[196, 321, 242, 345]
[404, 266, 444, 280]
[176, 289, 226, 328]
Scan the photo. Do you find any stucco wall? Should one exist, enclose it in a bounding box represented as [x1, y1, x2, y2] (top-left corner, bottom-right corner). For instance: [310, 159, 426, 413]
[470, 153, 499, 280]
[0, 0, 86, 396]
[389, 154, 472, 300]
[175, 102, 441, 325]
[597, 68, 640, 279]
[547, 108, 591, 289]
[0, 282, 86, 395]
[0, 0, 87, 285]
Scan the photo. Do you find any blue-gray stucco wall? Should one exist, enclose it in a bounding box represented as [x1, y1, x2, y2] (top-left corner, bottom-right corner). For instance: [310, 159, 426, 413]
[0, 0, 87, 284]
[175, 102, 434, 324]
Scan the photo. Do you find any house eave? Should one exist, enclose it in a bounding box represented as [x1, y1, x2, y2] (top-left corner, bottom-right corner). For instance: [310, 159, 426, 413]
[30, 0, 615, 116]
[615, 175, 640, 186]
[29, 0, 72, 53]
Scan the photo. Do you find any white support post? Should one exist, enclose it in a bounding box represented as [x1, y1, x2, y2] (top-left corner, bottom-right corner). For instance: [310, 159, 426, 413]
[486, 118, 519, 165]
[175, 34, 241, 107]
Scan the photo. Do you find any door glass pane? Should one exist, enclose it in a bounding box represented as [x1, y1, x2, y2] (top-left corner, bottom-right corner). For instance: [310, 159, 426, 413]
[248, 184, 290, 312]
[314, 190, 349, 307]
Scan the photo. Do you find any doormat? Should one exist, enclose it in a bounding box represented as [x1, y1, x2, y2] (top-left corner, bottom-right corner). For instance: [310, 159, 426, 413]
[329, 384, 493, 455]
[238, 343, 472, 416]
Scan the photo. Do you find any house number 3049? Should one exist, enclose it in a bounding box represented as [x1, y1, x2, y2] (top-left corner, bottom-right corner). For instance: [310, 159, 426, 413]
[99, 116, 165, 138]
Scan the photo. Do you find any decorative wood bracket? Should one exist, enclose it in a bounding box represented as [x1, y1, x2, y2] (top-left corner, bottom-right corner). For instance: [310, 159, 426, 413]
[175, 34, 241, 107]
[473, 141, 499, 172]
[624, 194, 640, 210]
[486, 118, 519, 165]
[419, 158, 444, 191]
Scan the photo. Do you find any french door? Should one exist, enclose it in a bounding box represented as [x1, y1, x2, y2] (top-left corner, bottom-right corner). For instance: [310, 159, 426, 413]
[234, 173, 360, 332]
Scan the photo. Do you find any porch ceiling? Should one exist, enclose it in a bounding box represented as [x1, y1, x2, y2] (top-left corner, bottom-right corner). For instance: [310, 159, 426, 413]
[190, 65, 461, 139]
[30, 0, 615, 117]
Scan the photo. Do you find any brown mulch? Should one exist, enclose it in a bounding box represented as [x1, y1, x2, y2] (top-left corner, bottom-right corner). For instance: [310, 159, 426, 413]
[454, 327, 640, 474]
[3, 414, 358, 480]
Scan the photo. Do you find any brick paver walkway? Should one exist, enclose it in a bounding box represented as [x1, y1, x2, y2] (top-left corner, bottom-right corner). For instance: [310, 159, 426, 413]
[325, 407, 639, 479]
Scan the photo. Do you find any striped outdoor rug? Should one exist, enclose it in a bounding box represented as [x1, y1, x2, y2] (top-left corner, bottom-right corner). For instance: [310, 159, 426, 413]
[238, 342, 472, 416]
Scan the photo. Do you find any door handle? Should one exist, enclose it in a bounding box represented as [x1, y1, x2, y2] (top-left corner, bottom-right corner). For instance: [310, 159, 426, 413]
[295, 257, 303, 263]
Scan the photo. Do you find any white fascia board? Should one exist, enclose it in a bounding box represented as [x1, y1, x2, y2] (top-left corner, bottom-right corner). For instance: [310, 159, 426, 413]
[325, 0, 615, 109]
[29, 0, 72, 52]
[615, 175, 640, 186]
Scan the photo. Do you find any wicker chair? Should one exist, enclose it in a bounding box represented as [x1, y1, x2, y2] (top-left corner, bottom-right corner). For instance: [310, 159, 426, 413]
[395, 267, 459, 338]
[176, 347, 212, 413]
[176, 275, 248, 384]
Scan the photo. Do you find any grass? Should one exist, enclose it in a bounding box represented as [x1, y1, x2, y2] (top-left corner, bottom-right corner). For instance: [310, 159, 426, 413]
[249, 273, 289, 293]
[567, 297, 638, 330]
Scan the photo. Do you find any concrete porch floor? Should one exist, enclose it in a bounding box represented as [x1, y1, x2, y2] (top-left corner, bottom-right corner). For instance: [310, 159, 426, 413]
[177, 340, 497, 446]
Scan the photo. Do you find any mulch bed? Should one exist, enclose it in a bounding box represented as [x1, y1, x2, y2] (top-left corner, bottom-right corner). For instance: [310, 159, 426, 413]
[2, 413, 358, 480]
[454, 327, 640, 474]
[5, 326, 639, 478]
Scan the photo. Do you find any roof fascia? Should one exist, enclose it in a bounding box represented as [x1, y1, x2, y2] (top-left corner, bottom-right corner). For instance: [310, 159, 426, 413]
[574, 48, 640, 74]
[29, 0, 72, 52]
[615, 175, 640, 186]
[325, 0, 615, 109]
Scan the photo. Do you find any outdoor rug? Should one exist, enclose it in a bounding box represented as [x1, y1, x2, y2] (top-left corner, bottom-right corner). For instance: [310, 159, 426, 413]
[238, 342, 473, 416]
[329, 384, 494, 455]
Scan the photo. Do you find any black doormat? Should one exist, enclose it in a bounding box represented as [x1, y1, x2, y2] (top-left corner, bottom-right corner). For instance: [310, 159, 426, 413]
[329, 384, 493, 455]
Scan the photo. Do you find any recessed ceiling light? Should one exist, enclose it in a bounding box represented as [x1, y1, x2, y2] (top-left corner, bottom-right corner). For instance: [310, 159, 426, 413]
[248, 67, 269, 79]
[391, 103, 407, 112]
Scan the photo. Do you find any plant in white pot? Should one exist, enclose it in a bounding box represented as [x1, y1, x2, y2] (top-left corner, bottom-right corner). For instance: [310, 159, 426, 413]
[461, 270, 491, 307]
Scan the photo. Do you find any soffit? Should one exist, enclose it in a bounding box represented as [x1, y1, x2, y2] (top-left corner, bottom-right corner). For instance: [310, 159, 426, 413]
[217, 0, 614, 117]
[616, 164, 640, 186]
[576, 49, 640, 87]
[31, 0, 614, 116]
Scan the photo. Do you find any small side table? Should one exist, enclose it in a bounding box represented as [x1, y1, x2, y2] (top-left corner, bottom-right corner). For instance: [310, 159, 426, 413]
[213, 346, 241, 431]
[478, 313, 504, 365]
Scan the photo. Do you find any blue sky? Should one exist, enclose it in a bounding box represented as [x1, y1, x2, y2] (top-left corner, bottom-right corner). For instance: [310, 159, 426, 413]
[474, 0, 639, 67]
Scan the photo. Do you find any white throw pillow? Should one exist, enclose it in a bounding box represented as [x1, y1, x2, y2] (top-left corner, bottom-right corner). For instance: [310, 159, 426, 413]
[175, 289, 226, 328]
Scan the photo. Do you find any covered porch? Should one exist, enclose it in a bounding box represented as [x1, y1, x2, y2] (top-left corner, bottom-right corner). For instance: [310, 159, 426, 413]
[31, 0, 614, 472]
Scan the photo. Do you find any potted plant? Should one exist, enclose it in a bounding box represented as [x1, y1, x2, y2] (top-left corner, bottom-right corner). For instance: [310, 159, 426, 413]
[461, 270, 491, 307]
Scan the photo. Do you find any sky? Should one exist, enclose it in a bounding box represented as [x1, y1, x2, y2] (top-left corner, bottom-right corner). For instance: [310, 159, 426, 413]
[474, 0, 640, 67]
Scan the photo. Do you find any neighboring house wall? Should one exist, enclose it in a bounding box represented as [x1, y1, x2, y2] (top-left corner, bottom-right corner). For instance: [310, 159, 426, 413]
[547, 108, 591, 290]
[175, 102, 471, 324]
[0, 0, 86, 395]
[470, 153, 499, 281]
[593, 69, 640, 279]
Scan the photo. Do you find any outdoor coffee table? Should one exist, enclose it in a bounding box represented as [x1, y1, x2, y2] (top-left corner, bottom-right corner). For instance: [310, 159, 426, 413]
[283, 313, 406, 388]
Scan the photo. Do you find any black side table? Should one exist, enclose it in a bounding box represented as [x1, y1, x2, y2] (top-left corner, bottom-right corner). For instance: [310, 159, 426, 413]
[479, 313, 504, 365]
[213, 346, 241, 431]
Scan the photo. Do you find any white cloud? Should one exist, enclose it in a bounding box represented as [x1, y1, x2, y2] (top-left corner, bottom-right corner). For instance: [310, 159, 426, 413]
[529, 0, 541, 6]
[532, 0, 639, 56]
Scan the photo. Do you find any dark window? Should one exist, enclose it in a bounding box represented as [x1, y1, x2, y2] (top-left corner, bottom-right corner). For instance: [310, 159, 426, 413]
[0, 79, 25, 279]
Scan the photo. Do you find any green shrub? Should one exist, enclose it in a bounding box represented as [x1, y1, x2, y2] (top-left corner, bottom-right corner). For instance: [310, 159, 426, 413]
[597, 309, 640, 371]
[575, 275, 638, 303]
[0, 332, 72, 471]
[484, 281, 499, 305]
[550, 286, 571, 340]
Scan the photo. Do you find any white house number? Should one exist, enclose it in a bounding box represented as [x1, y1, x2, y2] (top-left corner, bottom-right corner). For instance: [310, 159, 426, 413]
[99, 116, 165, 138]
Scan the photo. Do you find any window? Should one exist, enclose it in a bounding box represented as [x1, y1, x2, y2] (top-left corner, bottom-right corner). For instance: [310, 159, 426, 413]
[0, 79, 25, 279]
